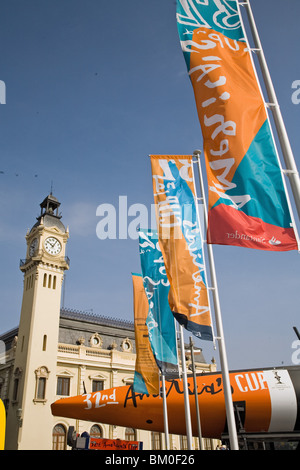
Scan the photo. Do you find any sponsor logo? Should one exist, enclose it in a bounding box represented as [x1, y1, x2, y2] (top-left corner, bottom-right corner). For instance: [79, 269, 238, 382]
[226, 231, 281, 246]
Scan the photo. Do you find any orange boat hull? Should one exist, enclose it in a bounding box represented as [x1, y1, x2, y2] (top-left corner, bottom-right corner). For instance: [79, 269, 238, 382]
[51, 367, 300, 438]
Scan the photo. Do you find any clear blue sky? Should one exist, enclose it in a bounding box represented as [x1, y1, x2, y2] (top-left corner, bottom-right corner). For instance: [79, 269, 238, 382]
[1, 0, 300, 371]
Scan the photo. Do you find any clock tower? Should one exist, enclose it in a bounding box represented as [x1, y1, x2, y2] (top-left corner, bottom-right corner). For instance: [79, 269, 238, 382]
[5, 194, 69, 450]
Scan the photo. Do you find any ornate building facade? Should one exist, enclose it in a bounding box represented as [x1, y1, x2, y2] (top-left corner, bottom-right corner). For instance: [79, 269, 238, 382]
[0, 194, 218, 450]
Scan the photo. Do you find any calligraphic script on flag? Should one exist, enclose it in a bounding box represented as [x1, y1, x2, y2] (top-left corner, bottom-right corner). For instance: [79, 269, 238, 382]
[139, 228, 178, 377]
[176, 0, 297, 251]
[132, 273, 160, 394]
[150, 155, 213, 341]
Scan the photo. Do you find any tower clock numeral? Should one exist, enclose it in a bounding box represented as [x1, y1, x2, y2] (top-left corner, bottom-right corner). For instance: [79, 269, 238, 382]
[44, 237, 62, 255]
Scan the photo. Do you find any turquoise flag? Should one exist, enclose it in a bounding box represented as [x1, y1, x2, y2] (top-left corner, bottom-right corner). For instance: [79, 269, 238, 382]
[139, 229, 178, 378]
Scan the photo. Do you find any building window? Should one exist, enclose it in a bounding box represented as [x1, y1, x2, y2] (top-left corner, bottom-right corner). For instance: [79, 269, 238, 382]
[89, 333, 103, 348]
[37, 377, 46, 399]
[121, 338, 133, 352]
[42, 335, 47, 351]
[125, 428, 136, 441]
[12, 367, 22, 402]
[34, 366, 49, 403]
[92, 380, 104, 392]
[151, 432, 162, 450]
[43, 273, 47, 287]
[52, 424, 67, 450]
[203, 438, 212, 450]
[53, 275, 56, 289]
[90, 424, 103, 438]
[57, 377, 70, 396]
[12, 378, 19, 402]
[180, 435, 188, 450]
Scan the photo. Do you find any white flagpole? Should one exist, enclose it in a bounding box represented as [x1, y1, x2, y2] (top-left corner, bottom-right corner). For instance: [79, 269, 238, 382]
[179, 324, 193, 450]
[189, 336, 204, 450]
[239, 0, 300, 221]
[154, 271, 171, 450]
[161, 374, 170, 450]
[193, 150, 239, 451]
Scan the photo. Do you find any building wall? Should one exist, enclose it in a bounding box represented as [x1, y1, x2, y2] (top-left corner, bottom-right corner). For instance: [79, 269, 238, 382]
[0, 310, 219, 450]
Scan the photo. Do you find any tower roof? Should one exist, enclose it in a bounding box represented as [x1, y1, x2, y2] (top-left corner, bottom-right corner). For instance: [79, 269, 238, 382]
[40, 193, 61, 216]
[30, 193, 66, 233]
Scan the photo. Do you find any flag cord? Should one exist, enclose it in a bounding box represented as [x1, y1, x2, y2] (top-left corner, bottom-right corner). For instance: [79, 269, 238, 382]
[161, 374, 170, 450]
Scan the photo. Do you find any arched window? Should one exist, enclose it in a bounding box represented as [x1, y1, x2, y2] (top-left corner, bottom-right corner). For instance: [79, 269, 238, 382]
[52, 424, 67, 450]
[34, 366, 49, 402]
[90, 424, 103, 438]
[125, 428, 136, 441]
[53, 275, 56, 289]
[180, 435, 188, 450]
[151, 432, 162, 450]
[43, 273, 47, 287]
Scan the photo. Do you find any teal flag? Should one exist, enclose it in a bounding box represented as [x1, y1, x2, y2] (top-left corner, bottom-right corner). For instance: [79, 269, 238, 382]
[139, 229, 178, 378]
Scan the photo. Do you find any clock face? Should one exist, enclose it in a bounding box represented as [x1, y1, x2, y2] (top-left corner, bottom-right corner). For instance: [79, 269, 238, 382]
[44, 237, 62, 255]
[29, 238, 38, 257]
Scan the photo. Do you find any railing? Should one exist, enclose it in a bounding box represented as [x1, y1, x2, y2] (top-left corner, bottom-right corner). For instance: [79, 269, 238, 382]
[58, 343, 114, 359]
[19, 255, 70, 267]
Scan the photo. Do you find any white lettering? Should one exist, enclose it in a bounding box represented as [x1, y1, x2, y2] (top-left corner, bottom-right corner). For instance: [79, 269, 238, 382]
[182, 25, 251, 210]
[245, 373, 260, 391]
[291, 80, 300, 104]
[190, 63, 221, 83]
[128, 203, 148, 240]
[96, 204, 117, 240]
[235, 372, 267, 393]
[204, 113, 236, 140]
[204, 76, 227, 88]
[292, 340, 300, 364]
[202, 97, 216, 108]
[209, 158, 236, 190]
[181, 37, 216, 53]
[235, 374, 247, 392]
[83, 393, 93, 409]
[257, 372, 268, 390]
[210, 186, 251, 210]
[210, 139, 229, 157]
[0, 80, 6, 104]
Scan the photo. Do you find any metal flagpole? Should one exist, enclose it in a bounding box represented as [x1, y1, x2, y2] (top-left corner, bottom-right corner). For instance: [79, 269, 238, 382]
[239, 0, 300, 221]
[189, 337, 204, 450]
[193, 150, 239, 451]
[154, 272, 170, 450]
[161, 374, 170, 450]
[179, 324, 193, 449]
